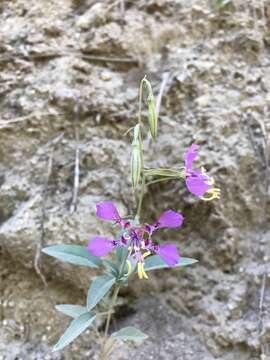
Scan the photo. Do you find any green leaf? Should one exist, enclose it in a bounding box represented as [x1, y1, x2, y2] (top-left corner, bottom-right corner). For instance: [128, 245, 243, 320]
[144, 255, 198, 271]
[42, 245, 101, 268]
[53, 312, 96, 352]
[116, 246, 128, 262]
[55, 304, 87, 318]
[111, 326, 148, 342]
[87, 275, 116, 311]
[103, 259, 119, 277]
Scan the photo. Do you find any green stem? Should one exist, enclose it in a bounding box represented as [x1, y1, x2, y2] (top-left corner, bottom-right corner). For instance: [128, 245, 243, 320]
[100, 285, 121, 360]
[104, 285, 120, 338]
[100, 248, 131, 359]
[145, 177, 179, 187]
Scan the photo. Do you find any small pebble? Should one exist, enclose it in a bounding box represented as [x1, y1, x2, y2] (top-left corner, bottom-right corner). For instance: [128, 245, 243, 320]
[100, 72, 112, 81]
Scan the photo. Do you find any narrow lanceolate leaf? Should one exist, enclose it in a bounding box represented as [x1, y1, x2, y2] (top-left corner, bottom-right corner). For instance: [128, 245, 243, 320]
[111, 326, 148, 342]
[147, 94, 158, 139]
[116, 246, 129, 263]
[53, 312, 96, 352]
[144, 255, 198, 271]
[131, 142, 142, 190]
[55, 304, 87, 318]
[42, 244, 102, 268]
[87, 275, 116, 311]
[103, 259, 119, 277]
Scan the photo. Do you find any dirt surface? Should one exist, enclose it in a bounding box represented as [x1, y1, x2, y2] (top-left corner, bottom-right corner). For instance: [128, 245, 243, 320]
[1, 0, 270, 359]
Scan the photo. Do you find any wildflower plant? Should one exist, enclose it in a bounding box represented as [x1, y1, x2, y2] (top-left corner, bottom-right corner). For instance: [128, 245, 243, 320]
[42, 76, 220, 359]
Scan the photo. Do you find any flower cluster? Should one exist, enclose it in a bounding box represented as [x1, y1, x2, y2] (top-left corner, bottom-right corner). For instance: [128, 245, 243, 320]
[87, 201, 183, 279]
[87, 144, 220, 279]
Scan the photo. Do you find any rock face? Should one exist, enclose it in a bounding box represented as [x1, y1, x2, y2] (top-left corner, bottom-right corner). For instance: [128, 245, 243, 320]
[0, 0, 270, 359]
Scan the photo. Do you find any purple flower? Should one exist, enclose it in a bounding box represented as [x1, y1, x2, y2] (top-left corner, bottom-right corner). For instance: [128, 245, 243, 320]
[87, 201, 183, 279]
[184, 144, 220, 201]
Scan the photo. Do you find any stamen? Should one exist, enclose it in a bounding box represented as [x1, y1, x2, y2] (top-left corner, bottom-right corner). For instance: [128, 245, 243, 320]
[134, 246, 140, 252]
[137, 262, 148, 280]
[201, 188, 221, 201]
[142, 251, 151, 259]
[124, 260, 132, 277]
[141, 241, 145, 249]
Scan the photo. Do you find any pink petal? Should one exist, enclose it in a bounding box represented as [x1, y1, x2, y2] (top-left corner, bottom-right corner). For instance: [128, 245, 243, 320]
[87, 236, 114, 257]
[186, 172, 211, 197]
[96, 201, 121, 222]
[156, 210, 184, 229]
[184, 144, 199, 172]
[157, 244, 180, 267]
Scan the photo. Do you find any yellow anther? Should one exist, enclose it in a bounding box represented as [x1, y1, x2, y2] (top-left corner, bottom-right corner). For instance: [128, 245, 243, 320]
[137, 262, 148, 280]
[201, 188, 221, 201]
[124, 260, 132, 277]
[142, 251, 151, 259]
[141, 241, 145, 249]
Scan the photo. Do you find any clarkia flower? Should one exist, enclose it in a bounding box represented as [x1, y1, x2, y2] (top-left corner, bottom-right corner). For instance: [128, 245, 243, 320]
[87, 201, 184, 279]
[184, 144, 220, 201]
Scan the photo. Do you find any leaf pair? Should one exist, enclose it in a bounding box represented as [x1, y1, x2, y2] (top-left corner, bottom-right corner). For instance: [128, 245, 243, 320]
[53, 278, 147, 352]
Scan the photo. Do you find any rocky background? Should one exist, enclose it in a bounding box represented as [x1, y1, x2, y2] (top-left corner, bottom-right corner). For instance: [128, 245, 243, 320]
[1, 0, 270, 359]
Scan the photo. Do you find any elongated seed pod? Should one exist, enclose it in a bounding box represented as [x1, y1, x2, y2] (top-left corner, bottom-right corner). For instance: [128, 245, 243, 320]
[131, 124, 142, 190]
[143, 78, 158, 140]
[133, 123, 140, 142]
[147, 93, 157, 139]
[131, 142, 142, 190]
